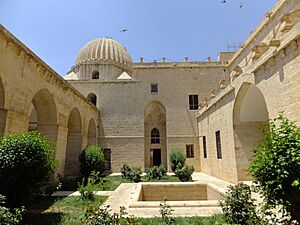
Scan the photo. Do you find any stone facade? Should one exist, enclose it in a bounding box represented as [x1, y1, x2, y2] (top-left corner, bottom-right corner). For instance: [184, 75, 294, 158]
[0, 25, 98, 176]
[67, 62, 227, 172]
[0, 0, 299, 182]
[197, 0, 300, 183]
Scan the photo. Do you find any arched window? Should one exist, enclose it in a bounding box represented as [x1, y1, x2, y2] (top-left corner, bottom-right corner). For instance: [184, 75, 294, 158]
[151, 128, 160, 144]
[92, 70, 99, 79]
[87, 93, 97, 106]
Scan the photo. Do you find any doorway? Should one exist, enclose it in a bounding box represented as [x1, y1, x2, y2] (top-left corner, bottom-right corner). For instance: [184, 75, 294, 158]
[103, 149, 111, 172]
[151, 149, 161, 166]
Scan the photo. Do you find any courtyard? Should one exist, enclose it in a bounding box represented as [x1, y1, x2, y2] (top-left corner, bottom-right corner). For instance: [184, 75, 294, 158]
[0, 0, 300, 224]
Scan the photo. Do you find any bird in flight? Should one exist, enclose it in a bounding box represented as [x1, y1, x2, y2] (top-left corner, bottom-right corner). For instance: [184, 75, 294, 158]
[220, 0, 244, 8]
[120, 29, 128, 32]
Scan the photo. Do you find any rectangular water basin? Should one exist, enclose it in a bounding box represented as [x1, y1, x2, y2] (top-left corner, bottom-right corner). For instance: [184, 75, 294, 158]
[129, 182, 224, 208]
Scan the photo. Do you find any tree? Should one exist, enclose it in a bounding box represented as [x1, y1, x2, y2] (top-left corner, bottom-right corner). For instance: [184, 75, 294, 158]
[0, 132, 56, 207]
[79, 145, 106, 179]
[169, 149, 186, 172]
[250, 115, 300, 223]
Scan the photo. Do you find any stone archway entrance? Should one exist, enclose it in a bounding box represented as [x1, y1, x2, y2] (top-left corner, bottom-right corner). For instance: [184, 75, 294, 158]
[233, 83, 269, 181]
[144, 101, 167, 168]
[28, 89, 58, 141]
[65, 108, 82, 176]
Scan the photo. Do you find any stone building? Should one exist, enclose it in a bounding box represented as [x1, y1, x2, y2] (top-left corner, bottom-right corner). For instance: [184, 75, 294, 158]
[64, 38, 230, 173]
[0, 0, 299, 183]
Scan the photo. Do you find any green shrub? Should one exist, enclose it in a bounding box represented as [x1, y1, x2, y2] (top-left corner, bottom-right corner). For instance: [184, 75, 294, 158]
[250, 115, 300, 223]
[82, 205, 138, 225]
[169, 149, 186, 172]
[80, 145, 106, 179]
[0, 195, 25, 225]
[120, 163, 131, 179]
[219, 183, 262, 225]
[145, 165, 166, 180]
[82, 205, 114, 225]
[174, 164, 194, 181]
[127, 167, 142, 183]
[0, 132, 56, 207]
[78, 177, 95, 201]
[159, 199, 174, 225]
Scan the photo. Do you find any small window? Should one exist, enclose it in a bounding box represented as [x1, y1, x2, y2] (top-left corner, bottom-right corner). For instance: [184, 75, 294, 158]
[186, 144, 194, 158]
[189, 95, 199, 110]
[92, 70, 99, 79]
[151, 84, 158, 93]
[203, 136, 207, 158]
[151, 128, 160, 144]
[87, 93, 97, 106]
[216, 130, 222, 159]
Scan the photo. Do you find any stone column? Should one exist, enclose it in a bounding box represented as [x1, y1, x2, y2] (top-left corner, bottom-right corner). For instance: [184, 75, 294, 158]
[55, 124, 68, 176]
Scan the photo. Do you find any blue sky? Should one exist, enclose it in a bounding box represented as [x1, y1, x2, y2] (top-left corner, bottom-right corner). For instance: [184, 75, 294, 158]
[0, 0, 277, 75]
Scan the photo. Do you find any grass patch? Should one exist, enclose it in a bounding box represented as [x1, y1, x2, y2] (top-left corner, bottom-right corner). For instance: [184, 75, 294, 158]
[94, 176, 181, 191]
[24, 196, 107, 225]
[96, 175, 182, 191]
[137, 215, 228, 225]
[60, 175, 183, 192]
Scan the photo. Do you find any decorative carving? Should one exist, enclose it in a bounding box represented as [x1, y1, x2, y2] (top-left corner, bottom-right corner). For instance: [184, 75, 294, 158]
[220, 80, 227, 89]
[203, 98, 208, 107]
[280, 14, 294, 33]
[265, 11, 273, 18]
[269, 39, 281, 47]
[251, 43, 269, 61]
[251, 47, 260, 61]
[232, 65, 243, 80]
[210, 90, 216, 99]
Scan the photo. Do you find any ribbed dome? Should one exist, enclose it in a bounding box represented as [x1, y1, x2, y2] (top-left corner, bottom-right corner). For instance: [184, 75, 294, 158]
[75, 38, 132, 68]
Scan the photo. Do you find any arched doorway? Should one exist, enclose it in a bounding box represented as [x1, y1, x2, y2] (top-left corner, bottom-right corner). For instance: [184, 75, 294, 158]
[28, 89, 58, 141]
[0, 77, 6, 136]
[87, 93, 97, 106]
[87, 118, 97, 145]
[233, 83, 269, 181]
[144, 101, 167, 168]
[65, 108, 82, 176]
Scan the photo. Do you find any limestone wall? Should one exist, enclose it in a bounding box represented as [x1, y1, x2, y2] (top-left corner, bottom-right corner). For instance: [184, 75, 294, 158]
[0, 25, 99, 176]
[196, 0, 300, 183]
[69, 63, 226, 172]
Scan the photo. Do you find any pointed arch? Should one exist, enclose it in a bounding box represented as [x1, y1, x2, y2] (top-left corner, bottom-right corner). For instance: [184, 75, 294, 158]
[233, 83, 269, 181]
[65, 107, 82, 176]
[144, 100, 167, 168]
[28, 89, 58, 141]
[87, 93, 97, 106]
